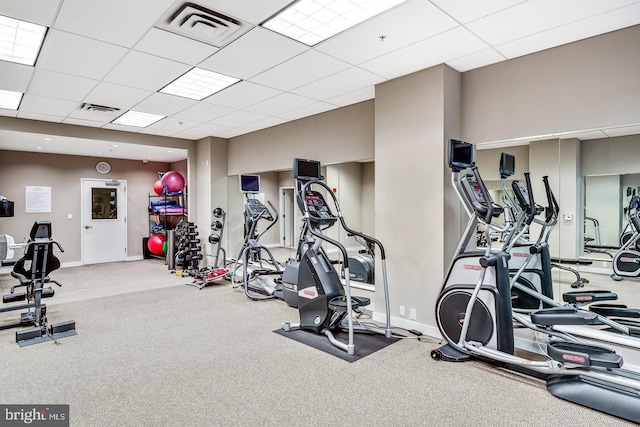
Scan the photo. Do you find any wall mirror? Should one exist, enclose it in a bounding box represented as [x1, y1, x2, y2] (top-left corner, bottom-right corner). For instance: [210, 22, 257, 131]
[224, 161, 375, 290]
[478, 132, 640, 346]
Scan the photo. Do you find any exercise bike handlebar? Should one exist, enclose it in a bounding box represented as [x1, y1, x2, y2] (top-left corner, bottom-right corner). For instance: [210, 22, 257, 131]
[23, 239, 65, 254]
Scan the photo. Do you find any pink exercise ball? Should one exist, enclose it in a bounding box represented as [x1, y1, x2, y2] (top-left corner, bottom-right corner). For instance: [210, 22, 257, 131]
[161, 171, 185, 193]
[147, 234, 166, 256]
[153, 179, 164, 195]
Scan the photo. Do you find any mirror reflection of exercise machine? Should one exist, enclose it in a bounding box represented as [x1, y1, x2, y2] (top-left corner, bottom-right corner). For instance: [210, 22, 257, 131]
[612, 191, 640, 280]
[2, 221, 76, 346]
[432, 139, 640, 423]
[231, 174, 285, 301]
[281, 158, 392, 356]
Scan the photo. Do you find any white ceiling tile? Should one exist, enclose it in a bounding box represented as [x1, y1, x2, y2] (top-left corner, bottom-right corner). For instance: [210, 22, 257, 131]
[561, 130, 610, 140]
[62, 117, 106, 128]
[134, 28, 219, 65]
[38, 30, 128, 80]
[250, 50, 351, 91]
[171, 122, 232, 140]
[198, 27, 308, 79]
[238, 116, 287, 132]
[496, 2, 640, 59]
[466, 0, 640, 46]
[216, 128, 250, 138]
[0, 109, 18, 118]
[19, 94, 77, 116]
[0, 61, 34, 92]
[84, 83, 152, 111]
[203, 81, 283, 109]
[359, 27, 489, 79]
[245, 92, 316, 116]
[143, 117, 199, 134]
[291, 67, 384, 100]
[174, 102, 235, 122]
[54, 0, 176, 47]
[17, 111, 65, 122]
[326, 86, 375, 106]
[603, 124, 640, 138]
[103, 51, 191, 91]
[430, 0, 526, 24]
[277, 102, 338, 121]
[66, 109, 119, 123]
[132, 92, 198, 117]
[28, 69, 98, 101]
[210, 110, 268, 127]
[193, 0, 293, 25]
[0, 0, 62, 25]
[316, 0, 458, 65]
[445, 48, 506, 72]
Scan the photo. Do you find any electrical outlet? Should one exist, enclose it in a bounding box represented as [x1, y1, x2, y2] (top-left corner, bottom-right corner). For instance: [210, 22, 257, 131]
[410, 308, 417, 320]
[399, 305, 405, 316]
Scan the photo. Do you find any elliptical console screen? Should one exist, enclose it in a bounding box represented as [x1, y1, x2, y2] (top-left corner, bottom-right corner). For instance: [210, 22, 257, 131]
[449, 139, 474, 171]
[499, 153, 515, 177]
[293, 158, 321, 181]
[239, 174, 260, 193]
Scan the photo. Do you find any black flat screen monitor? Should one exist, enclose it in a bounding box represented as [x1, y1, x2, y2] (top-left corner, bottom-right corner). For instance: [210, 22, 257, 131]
[293, 158, 321, 181]
[239, 174, 260, 194]
[499, 152, 515, 177]
[448, 139, 474, 171]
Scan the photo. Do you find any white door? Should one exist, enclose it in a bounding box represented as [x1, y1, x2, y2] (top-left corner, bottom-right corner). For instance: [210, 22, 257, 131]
[82, 179, 127, 265]
[280, 187, 295, 247]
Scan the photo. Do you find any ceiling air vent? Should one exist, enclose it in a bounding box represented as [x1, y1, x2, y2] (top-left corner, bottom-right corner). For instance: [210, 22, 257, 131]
[79, 103, 121, 114]
[157, 2, 252, 48]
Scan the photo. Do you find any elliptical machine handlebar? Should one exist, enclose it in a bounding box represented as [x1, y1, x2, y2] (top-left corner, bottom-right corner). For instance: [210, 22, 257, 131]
[257, 200, 279, 240]
[300, 179, 350, 270]
[524, 172, 537, 226]
[542, 175, 560, 224]
[471, 167, 494, 224]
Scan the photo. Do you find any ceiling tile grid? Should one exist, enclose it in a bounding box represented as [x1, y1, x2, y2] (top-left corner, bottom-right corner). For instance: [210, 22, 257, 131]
[0, 0, 638, 161]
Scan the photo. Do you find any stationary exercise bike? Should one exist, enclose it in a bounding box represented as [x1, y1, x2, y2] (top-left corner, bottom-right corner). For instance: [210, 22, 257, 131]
[281, 158, 392, 355]
[432, 139, 640, 423]
[1, 221, 76, 346]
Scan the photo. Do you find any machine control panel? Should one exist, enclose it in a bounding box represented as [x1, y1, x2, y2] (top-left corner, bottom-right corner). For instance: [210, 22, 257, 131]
[304, 191, 337, 224]
[245, 198, 273, 221]
[461, 174, 503, 217]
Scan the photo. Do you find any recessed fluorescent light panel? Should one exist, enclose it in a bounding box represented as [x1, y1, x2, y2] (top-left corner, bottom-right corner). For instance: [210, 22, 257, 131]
[0, 15, 47, 66]
[160, 68, 240, 100]
[262, 0, 406, 46]
[112, 111, 165, 127]
[0, 89, 23, 109]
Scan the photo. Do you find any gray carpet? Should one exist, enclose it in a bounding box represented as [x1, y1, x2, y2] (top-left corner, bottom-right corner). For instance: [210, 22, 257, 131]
[0, 260, 635, 426]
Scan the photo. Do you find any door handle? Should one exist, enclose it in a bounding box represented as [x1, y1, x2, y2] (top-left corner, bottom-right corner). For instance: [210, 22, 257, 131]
[84, 225, 93, 229]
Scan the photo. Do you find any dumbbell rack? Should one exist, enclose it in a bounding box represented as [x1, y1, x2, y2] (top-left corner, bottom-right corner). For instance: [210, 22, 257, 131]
[186, 208, 229, 289]
[175, 221, 202, 277]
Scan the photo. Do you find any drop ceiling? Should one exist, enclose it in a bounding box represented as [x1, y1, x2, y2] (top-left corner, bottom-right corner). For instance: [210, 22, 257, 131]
[1, 0, 640, 162]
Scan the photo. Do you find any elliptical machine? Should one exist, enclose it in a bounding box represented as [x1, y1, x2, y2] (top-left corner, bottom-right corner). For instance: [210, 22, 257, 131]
[231, 174, 284, 301]
[432, 139, 640, 423]
[612, 192, 640, 280]
[281, 158, 392, 356]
